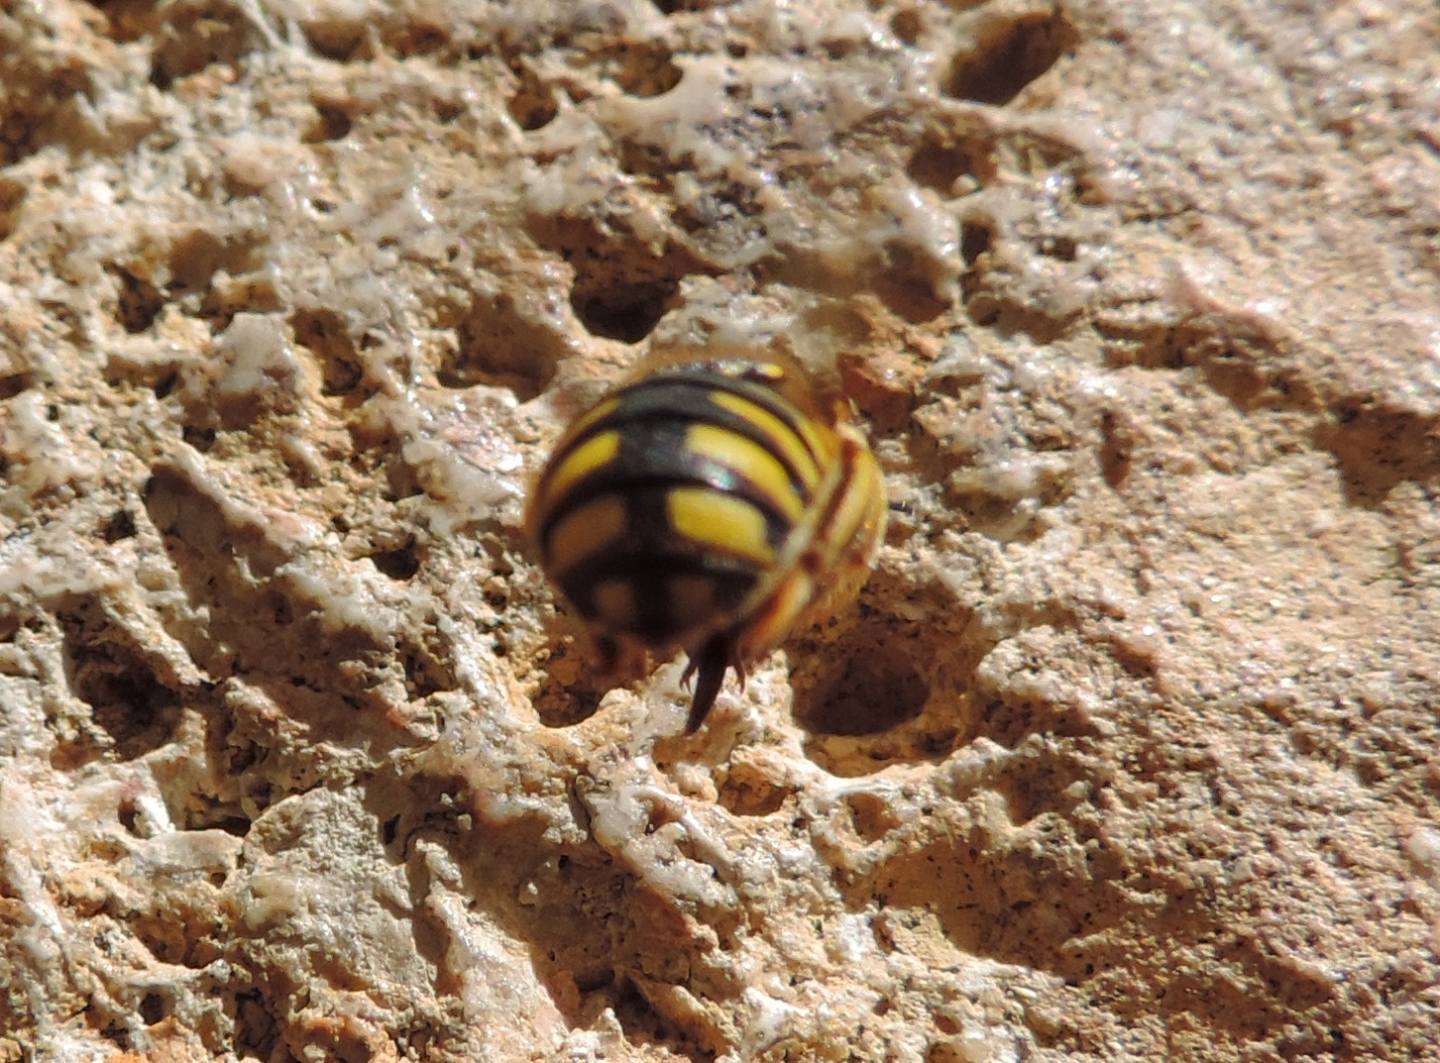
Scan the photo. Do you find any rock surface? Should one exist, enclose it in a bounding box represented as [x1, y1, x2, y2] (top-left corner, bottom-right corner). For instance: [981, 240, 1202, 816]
[1, 1, 1438, 1060]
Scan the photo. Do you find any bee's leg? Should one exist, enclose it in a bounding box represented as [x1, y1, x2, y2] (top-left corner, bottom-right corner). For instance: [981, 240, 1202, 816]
[684, 636, 734, 734]
[732, 646, 748, 692]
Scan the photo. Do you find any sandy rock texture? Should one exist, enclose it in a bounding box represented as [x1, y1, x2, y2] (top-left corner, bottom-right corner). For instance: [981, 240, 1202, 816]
[2, 0, 1438, 1059]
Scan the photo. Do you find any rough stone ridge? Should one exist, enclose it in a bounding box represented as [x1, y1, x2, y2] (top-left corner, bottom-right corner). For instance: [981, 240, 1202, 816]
[1, 1, 1437, 1060]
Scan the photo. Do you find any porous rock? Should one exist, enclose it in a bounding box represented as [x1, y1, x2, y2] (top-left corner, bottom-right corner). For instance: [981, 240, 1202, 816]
[1, 1, 1437, 1060]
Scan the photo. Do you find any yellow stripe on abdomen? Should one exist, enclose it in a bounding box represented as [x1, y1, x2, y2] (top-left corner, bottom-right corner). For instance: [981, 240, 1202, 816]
[709, 391, 822, 489]
[537, 430, 620, 513]
[667, 487, 773, 565]
[545, 495, 627, 575]
[685, 423, 805, 523]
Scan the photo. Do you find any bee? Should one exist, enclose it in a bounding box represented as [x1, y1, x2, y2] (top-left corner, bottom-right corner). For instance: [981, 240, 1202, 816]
[526, 353, 887, 732]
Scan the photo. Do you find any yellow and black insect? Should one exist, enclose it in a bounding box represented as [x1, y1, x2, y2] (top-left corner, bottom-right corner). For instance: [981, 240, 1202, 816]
[526, 353, 886, 732]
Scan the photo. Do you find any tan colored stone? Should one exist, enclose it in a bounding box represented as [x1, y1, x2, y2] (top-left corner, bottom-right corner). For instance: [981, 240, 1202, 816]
[1, 0, 1437, 1059]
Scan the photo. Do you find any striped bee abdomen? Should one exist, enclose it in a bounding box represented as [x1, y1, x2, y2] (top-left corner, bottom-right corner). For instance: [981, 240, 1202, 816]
[527, 357, 886, 732]
[548, 484, 763, 638]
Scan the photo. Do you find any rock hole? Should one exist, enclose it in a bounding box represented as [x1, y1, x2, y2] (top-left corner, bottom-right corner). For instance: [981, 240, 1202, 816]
[717, 760, 793, 817]
[113, 267, 165, 333]
[791, 629, 929, 737]
[301, 18, 369, 60]
[960, 220, 993, 264]
[574, 967, 615, 993]
[168, 229, 263, 297]
[928, 1040, 973, 1063]
[82, 0, 156, 43]
[1317, 401, 1440, 507]
[572, 278, 679, 343]
[507, 66, 559, 130]
[847, 791, 903, 842]
[98, 1021, 131, 1051]
[890, 8, 924, 44]
[613, 977, 683, 1052]
[651, 0, 724, 13]
[366, 539, 420, 580]
[1039, 233, 1077, 260]
[214, 814, 252, 837]
[399, 639, 456, 699]
[0, 176, 25, 240]
[0, 371, 33, 401]
[58, 602, 182, 763]
[433, 96, 465, 124]
[291, 308, 363, 395]
[532, 637, 612, 728]
[387, 19, 449, 58]
[612, 43, 683, 98]
[101, 509, 138, 543]
[959, 218, 996, 309]
[533, 674, 608, 729]
[527, 215, 700, 344]
[0, 63, 90, 167]
[304, 101, 353, 143]
[1098, 409, 1134, 488]
[139, 992, 168, 1025]
[181, 425, 217, 452]
[438, 290, 568, 398]
[232, 989, 280, 1059]
[907, 134, 979, 196]
[149, 1, 257, 89]
[942, 7, 1077, 106]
